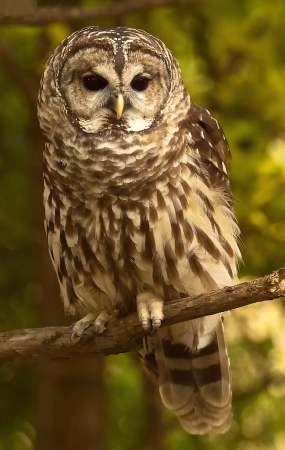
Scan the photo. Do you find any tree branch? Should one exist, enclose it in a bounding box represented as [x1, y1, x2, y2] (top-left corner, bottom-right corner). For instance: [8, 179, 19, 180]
[0, 267, 284, 379]
[0, 0, 204, 26]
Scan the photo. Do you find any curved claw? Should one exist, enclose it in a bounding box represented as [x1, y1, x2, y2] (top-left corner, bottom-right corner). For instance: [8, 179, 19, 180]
[70, 330, 76, 342]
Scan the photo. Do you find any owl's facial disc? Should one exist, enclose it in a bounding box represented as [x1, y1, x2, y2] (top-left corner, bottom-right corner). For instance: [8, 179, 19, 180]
[59, 45, 171, 133]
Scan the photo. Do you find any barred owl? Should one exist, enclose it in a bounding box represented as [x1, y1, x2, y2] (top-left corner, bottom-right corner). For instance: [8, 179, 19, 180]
[38, 27, 241, 435]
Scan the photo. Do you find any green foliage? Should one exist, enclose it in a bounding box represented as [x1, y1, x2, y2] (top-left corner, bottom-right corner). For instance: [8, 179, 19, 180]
[0, 1, 285, 448]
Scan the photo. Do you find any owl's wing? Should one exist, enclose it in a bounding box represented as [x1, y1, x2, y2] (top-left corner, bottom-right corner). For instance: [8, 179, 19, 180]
[140, 102, 238, 435]
[186, 101, 234, 209]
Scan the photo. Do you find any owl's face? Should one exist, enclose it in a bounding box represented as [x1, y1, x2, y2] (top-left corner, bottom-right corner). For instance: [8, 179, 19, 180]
[39, 28, 185, 140]
[59, 41, 171, 133]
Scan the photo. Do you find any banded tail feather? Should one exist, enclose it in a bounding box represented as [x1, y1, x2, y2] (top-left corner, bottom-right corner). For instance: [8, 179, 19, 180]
[139, 318, 232, 434]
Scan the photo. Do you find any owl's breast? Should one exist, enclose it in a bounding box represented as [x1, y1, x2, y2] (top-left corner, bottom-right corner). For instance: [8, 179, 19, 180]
[44, 148, 240, 317]
[77, 174, 238, 309]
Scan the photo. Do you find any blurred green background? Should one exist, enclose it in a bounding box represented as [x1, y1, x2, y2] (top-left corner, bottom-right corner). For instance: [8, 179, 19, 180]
[0, 0, 285, 449]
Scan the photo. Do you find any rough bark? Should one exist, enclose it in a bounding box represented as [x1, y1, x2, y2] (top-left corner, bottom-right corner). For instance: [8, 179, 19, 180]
[1, 267, 284, 378]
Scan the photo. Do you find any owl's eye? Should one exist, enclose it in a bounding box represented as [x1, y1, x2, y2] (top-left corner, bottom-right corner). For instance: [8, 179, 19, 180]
[83, 75, 108, 91]
[131, 76, 149, 92]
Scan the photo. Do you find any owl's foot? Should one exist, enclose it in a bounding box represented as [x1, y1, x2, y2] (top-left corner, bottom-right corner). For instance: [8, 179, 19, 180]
[70, 310, 109, 341]
[137, 292, 164, 335]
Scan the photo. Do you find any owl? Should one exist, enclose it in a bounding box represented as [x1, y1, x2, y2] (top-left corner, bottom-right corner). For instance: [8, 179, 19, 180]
[38, 26, 241, 435]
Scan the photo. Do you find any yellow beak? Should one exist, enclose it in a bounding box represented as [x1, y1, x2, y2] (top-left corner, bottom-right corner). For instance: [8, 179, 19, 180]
[115, 93, 124, 119]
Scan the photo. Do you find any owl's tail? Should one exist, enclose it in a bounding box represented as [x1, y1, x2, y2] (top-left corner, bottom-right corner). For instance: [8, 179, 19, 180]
[140, 318, 232, 434]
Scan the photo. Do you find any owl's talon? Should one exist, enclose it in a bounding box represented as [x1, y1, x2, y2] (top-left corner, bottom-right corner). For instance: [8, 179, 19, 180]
[70, 318, 93, 341]
[93, 310, 109, 333]
[93, 320, 106, 334]
[70, 330, 77, 342]
[152, 318, 162, 330]
[137, 292, 164, 333]
[93, 324, 102, 333]
[141, 318, 152, 332]
[70, 311, 109, 341]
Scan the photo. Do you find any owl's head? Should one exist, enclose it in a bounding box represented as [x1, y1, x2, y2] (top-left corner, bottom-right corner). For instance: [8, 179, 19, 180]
[39, 27, 184, 135]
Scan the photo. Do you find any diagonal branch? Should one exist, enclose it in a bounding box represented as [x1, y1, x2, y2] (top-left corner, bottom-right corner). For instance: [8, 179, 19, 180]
[0, 267, 284, 379]
[0, 0, 204, 26]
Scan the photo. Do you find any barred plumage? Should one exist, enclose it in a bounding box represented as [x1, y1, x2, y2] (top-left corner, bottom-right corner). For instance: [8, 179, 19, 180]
[38, 26, 241, 434]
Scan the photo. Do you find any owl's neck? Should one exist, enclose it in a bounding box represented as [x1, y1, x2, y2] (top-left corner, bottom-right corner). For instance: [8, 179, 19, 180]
[44, 118, 188, 202]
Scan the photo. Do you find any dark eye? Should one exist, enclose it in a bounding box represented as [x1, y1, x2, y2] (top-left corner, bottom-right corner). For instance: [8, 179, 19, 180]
[131, 77, 149, 92]
[83, 75, 108, 91]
